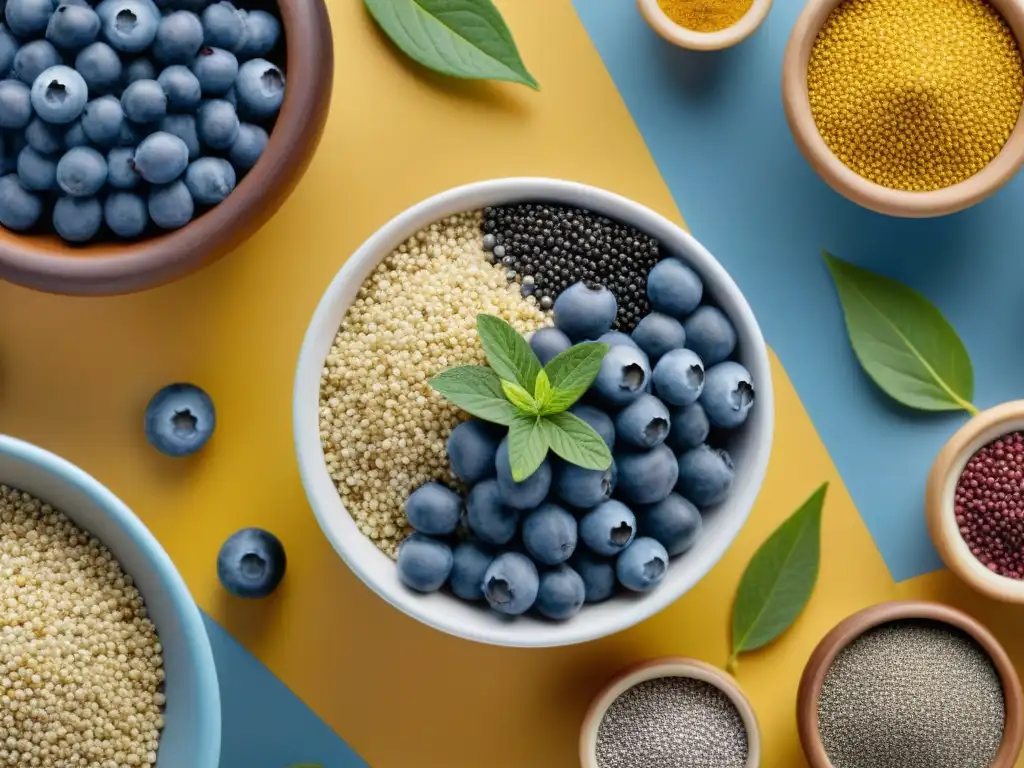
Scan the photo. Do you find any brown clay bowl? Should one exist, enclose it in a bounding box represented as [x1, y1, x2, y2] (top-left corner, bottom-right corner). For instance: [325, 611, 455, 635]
[796, 601, 1024, 767]
[926, 401, 1024, 603]
[781, 0, 1024, 218]
[0, 0, 333, 295]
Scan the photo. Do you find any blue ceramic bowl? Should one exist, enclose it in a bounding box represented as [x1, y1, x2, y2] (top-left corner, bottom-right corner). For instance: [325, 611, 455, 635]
[0, 435, 220, 766]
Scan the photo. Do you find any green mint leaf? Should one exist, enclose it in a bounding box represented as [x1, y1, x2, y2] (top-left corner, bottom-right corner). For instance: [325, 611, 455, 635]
[501, 379, 538, 414]
[729, 483, 828, 670]
[824, 251, 977, 415]
[429, 366, 521, 426]
[534, 369, 553, 408]
[540, 412, 612, 471]
[362, 0, 539, 89]
[476, 314, 542, 392]
[541, 342, 609, 414]
[508, 415, 548, 482]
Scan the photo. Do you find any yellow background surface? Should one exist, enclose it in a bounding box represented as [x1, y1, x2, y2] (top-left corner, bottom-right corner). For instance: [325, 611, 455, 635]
[0, 0, 1021, 765]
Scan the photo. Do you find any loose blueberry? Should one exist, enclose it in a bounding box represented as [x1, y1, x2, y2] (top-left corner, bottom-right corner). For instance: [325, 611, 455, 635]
[597, 330, 641, 350]
[494, 436, 552, 510]
[56, 146, 107, 196]
[201, 1, 243, 50]
[184, 155, 234, 203]
[653, 348, 705, 407]
[579, 500, 636, 557]
[665, 402, 710, 453]
[448, 541, 493, 602]
[482, 552, 539, 615]
[147, 179, 193, 228]
[16, 146, 56, 190]
[446, 418, 500, 485]
[106, 145, 139, 188]
[683, 305, 737, 367]
[676, 444, 735, 507]
[646, 257, 704, 318]
[5, 0, 54, 37]
[133, 130, 187, 183]
[466, 478, 520, 546]
[25, 118, 64, 155]
[553, 281, 617, 342]
[528, 326, 571, 366]
[216, 527, 286, 598]
[535, 565, 585, 620]
[52, 195, 101, 242]
[570, 550, 616, 603]
[614, 444, 678, 505]
[592, 344, 651, 408]
[700, 361, 755, 429]
[152, 9, 202, 63]
[631, 312, 686, 364]
[234, 8, 278, 58]
[144, 382, 215, 456]
[522, 502, 577, 566]
[569, 404, 615, 450]
[80, 94, 124, 145]
[196, 97, 238, 149]
[637, 493, 702, 557]
[120, 78, 167, 123]
[0, 174, 42, 230]
[0, 25, 18, 75]
[159, 113, 199, 159]
[75, 42, 122, 93]
[0, 80, 32, 129]
[103, 190, 147, 237]
[122, 55, 155, 83]
[615, 393, 670, 450]
[30, 65, 88, 125]
[554, 459, 616, 509]
[616, 537, 669, 592]
[190, 45, 236, 95]
[227, 120, 266, 172]
[102, 0, 159, 53]
[63, 118, 88, 147]
[46, 4, 100, 50]
[396, 533, 452, 593]
[157, 63, 201, 111]
[14, 40, 61, 87]
[404, 481, 461, 536]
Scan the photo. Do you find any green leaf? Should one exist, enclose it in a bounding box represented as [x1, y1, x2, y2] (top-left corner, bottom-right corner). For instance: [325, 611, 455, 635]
[534, 369, 553, 409]
[823, 251, 977, 415]
[541, 342, 609, 414]
[362, 0, 539, 89]
[476, 314, 543, 392]
[501, 379, 538, 414]
[729, 483, 828, 671]
[540, 412, 612, 471]
[428, 366, 521, 426]
[508, 415, 548, 482]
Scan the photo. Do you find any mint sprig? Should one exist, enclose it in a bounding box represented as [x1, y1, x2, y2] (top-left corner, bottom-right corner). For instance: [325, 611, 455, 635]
[429, 315, 612, 482]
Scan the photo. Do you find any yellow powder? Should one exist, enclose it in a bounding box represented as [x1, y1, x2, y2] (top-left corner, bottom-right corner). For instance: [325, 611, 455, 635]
[807, 0, 1024, 192]
[657, 0, 753, 33]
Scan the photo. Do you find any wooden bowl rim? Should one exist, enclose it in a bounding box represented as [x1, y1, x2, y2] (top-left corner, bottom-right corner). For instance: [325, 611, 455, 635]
[578, 656, 762, 767]
[925, 400, 1024, 603]
[796, 600, 1024, 768]
[636, 0, 774, 51]
[0, 0, 334, 294]
[780, 0, 1024, 218]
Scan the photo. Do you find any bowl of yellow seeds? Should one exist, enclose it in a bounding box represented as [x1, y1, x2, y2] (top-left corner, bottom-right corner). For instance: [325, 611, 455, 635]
[637, 0, 774, 51]
[782, 0, 1024, 217]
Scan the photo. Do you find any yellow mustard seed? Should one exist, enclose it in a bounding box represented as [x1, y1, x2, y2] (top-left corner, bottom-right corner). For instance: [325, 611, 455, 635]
[656, 0, 753, 33]
[807, 0, 1024, 192]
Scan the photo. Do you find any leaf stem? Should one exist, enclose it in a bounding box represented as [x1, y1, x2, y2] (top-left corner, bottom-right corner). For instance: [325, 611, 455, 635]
[962, 400, 980, 417]
[726, 653, 739, 676]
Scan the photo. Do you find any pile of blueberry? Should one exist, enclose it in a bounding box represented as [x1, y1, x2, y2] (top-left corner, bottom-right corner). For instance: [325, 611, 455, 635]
[0, 0, 285, 242]
[396, 258, 756, 622]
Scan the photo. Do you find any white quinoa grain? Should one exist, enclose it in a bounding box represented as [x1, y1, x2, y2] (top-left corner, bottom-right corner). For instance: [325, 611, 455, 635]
[319, 211, 548, 558]
[0, 485, 165, 767]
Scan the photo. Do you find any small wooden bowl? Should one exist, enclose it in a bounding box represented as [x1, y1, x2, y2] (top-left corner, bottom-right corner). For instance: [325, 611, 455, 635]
[637, 0, 773, 51]
[797, 601, 1024, 768]
[926, 401, 1024, 603]
[781, 0, 1024, 218]
[0, 0, 333, 295]
[579, 657, 762, 767]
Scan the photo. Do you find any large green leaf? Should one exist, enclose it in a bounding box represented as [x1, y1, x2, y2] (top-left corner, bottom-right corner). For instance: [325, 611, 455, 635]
[428, 366, 520, 426]
[540, 412, 611, 471]
[824, 252, 976, 414]
[729, 483, 828, 668]
[476, 314, 542, 392]
[363, 0, 539, 89]
[507, 415, 548, 482]
[541, 342, 609, 414]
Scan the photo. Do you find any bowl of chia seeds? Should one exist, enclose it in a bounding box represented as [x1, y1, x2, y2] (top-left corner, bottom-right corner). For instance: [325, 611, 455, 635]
[293, 178, 773, 647]
[579, 657, 760, 767]
[797, 600, 1024, 768]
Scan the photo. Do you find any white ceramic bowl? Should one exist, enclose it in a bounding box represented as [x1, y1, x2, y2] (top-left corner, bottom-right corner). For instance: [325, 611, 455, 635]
[0, 435, 221, 765]
[293, 178, 774, 648]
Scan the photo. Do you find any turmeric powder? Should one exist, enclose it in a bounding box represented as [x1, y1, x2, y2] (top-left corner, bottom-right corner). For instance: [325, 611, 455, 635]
[656, 0, 754, 33]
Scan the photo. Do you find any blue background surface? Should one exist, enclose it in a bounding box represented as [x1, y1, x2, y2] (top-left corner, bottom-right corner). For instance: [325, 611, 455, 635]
[572, 0, 1024, 582]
